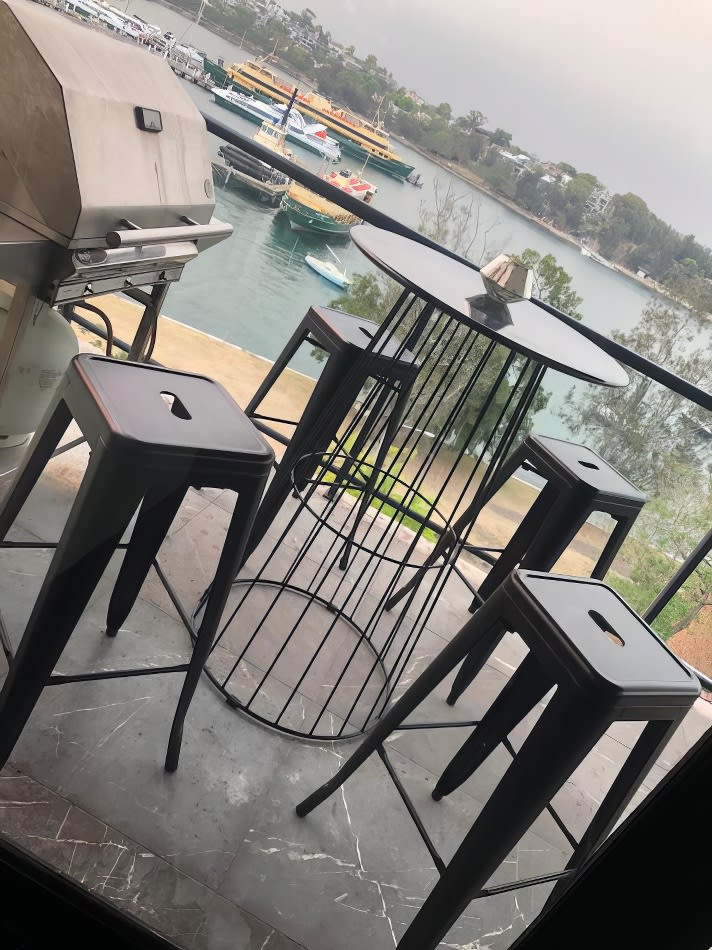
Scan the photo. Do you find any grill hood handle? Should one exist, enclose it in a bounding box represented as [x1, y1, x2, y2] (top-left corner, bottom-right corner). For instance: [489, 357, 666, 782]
[106, 220, 233, 249]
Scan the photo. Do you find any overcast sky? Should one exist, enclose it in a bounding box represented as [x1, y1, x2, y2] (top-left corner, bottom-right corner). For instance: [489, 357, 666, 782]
[282, 0, 712, 244]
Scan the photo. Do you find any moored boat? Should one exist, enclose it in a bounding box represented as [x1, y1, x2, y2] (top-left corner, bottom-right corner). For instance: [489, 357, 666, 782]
[281, 168, 377, 235]
[212, 120, 293, 205]
[224, 58, 415, 179]
[203, 56, 229, 86]
[213, 88, 341, 162]
[305, 251, 352, 288]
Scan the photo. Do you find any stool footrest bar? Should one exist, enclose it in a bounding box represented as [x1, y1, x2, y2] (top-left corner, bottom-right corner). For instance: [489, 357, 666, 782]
[378, 746, 446, 874]
[48, 664, 189, 685]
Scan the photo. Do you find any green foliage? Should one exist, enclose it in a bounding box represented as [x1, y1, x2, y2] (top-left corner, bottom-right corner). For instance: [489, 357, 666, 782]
[391, 90, 415, 112]
[321, 438, 440, 542]
[317, 61, 388, 117]
[328, 273, 396, 321]
[171, 0, 256, 41]
[609, 468, 712, 638]
[390, 110, 483, 165]
[519, 249, 583, 319]
[559, 173, 598, 230]
[560, 303, 712, 494]
[491, 128, 512, 147]
[515, 171, 555, 219]
[281, 44, 315, 75]
[592, 195, 712, 310]
[455, 110, 487, 133]
[474, 161, 517, 199]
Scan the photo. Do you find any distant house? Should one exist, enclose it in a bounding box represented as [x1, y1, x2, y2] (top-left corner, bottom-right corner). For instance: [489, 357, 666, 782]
[585, 186, 612, 216]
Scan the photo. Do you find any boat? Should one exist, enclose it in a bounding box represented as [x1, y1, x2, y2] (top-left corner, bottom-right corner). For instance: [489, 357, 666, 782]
[281, 168, 377, 235]
[224, 58, 416, 179]
[213, 89, 341, 162]
[211, 120, 293, 206]
[580, 245, 616, 269]
[305, 247, 352, 288]
[203, 56, 230, 87]
[406, 171, 424, 188]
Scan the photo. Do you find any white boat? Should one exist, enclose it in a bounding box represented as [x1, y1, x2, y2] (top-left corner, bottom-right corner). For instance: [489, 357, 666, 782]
[580, 245, 616, 269]
[305, 248, 352, 288]
[213, 89, 341, 162]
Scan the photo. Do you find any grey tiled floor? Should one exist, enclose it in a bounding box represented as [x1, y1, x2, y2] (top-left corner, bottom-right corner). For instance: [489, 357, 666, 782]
[0, 437, 710, 949]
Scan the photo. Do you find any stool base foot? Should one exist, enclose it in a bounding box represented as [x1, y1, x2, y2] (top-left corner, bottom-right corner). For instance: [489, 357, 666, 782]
[431, 789, 444, 802]
[105, 627, 119, 638]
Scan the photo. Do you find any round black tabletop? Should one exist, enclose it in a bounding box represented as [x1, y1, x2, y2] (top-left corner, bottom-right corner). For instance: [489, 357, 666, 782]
[351, 225, 629, 388]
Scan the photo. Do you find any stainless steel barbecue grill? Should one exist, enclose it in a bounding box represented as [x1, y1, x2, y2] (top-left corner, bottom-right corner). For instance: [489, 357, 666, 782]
[0, 0, 231, 424]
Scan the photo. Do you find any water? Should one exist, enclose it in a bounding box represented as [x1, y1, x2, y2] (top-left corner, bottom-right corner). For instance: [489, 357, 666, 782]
[123, 1, 681, 436]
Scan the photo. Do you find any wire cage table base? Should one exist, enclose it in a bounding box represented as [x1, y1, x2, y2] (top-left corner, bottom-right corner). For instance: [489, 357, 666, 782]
[189, 227, 630, 741]
[193, 457, 455, 739]
[192, 287, 552, 740]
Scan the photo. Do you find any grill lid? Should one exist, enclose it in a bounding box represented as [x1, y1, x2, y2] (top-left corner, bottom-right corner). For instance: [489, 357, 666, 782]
[0, 0, 217, 246]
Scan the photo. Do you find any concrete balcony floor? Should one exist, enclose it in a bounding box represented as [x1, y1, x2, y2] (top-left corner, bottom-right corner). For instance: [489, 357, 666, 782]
[0, 428, 710, 950]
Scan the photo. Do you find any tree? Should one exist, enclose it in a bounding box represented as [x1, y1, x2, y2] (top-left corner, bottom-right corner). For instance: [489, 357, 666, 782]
[559, 162, 577, 177]
[491, 128, 512, 148]
[363, 53, 379, 73]
[559, 303, 712, 494]
[608, 467, 712, 639]
[456, 110, 487, 133]
[519, 249, 584, 319]
[562, 173, 598, 230]
[476, 161, 517, 199]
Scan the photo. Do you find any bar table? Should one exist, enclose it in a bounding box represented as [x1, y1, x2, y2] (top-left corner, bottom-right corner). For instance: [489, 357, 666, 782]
[196, 225, 628, 740]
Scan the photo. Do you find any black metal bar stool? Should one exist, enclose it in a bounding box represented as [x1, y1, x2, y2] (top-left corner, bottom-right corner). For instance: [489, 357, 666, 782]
[297, 570, 699, 950]
[444, 434, 647, 705]
[472, 434, 646, 596]
[386, 434, 646, 621]
[243, 305, 419, 558]
[0, 355, 273, 773]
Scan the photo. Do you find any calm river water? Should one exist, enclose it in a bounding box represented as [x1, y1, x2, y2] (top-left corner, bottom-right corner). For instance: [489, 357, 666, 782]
[124, 0, 676, 437]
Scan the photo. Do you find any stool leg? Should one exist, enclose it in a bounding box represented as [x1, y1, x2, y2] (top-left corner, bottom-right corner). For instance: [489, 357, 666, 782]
[289, 354, 365, 490]
[245, 326, 308, 417]
[433, 653, 552, 800]
[296, 593, 507, 817]
[338, 376, 415, 570]
[396, 690, 609, 950]
[165, 474, 268, 772]
[546, 716, 677, 908]
[0, 445, 143, 768]
[244, 358, 365, 562]
[0, 398, 72, 540]
[590, 514, 636, 580]
[106, 481, 188, 637]
[469, 481, 565, 610]
[446, 621, 508, 706]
